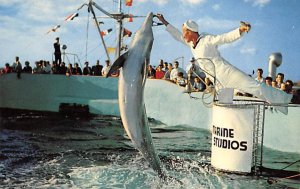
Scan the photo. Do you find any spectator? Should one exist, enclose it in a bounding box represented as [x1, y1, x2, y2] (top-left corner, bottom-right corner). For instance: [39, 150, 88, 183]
[271, 81, 277, 88]
[280, 83, 286, 92]
[32, 61, 43, 74]
[186, 57, 205, 85]
[51, 62, 59, 74]
[157, 59, 164, 70]
[176, 72, 187, 87]
[66, 63, 74, 76]
[83, 62, 92, 75]
[54, 37, 61, 65]
[193, 77, 204, 91]
[92, 60, 103, 76]
[275, 73, 284, 88]
[59, 62, 67, 75]
[265, 76, 272, 87]
[162, 62, 168, 72]
[147, 65, 156, 78]
[42, 61, 51, 74]
[3, 63, 12, 73]
[204, 77, 213, 92]
[74, 63, 82, 75]
[163, 63, 173, 80]
[255, 68, 265, 83]
[285, 80, 296, 95]
[102, 60, 111, 77]
[12, 56, 22, 78]
[155, 65, 165, 79]
[170, 61, 186, 82]
[22, 61, 32, 73]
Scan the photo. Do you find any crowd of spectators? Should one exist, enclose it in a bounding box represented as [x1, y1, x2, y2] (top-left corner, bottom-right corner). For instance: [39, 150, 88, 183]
[239, 68, 300, 103]
[147, 58, 213, 92]
[0, 56, 118, 78]
[1, 56, 299, 103]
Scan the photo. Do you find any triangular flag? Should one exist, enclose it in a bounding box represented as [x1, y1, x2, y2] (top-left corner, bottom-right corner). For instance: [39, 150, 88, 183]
[123, 28, 132, 37]
[65, 13, 79, 22]
[47, 24, 60, 34]
[125, 0, 133, 6]
[128, 14, 133, 22]
[101, 28, 113, 36]
[107, 47, 116, 54]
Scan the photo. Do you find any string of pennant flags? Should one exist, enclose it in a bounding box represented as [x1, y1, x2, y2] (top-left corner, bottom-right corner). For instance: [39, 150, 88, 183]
[47, 0, 134, 35]
[46, 0, 134, 54]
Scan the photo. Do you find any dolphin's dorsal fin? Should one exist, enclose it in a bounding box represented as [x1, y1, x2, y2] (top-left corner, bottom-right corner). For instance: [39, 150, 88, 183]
[106, 51, 129, 78]
[141, 58, 148, 87]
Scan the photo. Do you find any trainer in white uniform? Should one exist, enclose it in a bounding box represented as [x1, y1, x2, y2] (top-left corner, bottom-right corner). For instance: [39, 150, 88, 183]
[156, 14, 292, 114]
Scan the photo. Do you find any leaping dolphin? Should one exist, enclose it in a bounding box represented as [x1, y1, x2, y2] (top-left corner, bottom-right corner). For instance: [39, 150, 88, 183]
[107, 12, 166, 178]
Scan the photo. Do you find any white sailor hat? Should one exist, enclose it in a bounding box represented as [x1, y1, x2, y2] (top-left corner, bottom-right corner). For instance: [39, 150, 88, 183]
[183, 20, 198, 32]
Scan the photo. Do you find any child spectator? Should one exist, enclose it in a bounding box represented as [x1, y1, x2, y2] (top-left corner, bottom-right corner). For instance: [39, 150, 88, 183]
[176, 72, 186, 87]
[193, 77, 204, 91]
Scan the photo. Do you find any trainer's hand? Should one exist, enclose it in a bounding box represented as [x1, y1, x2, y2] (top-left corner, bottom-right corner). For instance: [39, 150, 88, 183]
[239, 21, 251, 33]
[156, 13, 169, 26]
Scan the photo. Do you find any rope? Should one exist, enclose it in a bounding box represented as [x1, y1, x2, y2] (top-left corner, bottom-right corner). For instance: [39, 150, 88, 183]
[78, 30, 116, 63]
[267, 173, 300, 185]
[85, 10, 90, 62]
[186, 57, 218, 108]
[267, 160, 300, 185]
[280, 159, 300, 171]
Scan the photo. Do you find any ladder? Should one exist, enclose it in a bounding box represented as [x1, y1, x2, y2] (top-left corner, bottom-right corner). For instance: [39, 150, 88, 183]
[252, 102, 265, 175]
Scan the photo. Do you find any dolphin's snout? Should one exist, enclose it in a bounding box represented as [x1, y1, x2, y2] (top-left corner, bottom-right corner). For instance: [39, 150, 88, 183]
[142, 12, 153, 29]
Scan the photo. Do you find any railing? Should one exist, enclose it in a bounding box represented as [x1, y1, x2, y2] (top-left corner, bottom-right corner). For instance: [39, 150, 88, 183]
[228, 100, 265, 175]
[52, 52, 82, 67]
[252, 102, 265, 175]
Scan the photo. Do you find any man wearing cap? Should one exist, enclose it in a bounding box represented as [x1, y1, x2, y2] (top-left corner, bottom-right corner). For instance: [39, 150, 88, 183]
[157, 14, 292, 114]
[54, 37, 61, 65]
[186, 57, 205, 85]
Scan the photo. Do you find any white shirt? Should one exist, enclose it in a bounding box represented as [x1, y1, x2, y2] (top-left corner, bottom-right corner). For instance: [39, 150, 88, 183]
[170, 67, 186, 80]
[102, 65, 111, 76]
[43, 64, 51, 73]
[255, 77, 265, 83]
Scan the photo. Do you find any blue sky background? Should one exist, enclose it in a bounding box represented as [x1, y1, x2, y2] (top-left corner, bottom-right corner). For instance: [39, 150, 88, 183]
[0, 0, 299, 81]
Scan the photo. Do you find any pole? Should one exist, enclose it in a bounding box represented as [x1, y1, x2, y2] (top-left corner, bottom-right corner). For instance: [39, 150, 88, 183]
[88, 1, 111, 63]
[115, 0, 123, 59]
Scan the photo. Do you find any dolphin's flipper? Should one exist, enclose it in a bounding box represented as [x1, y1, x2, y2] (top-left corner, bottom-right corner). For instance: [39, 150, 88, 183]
[106, 51, 129, 78]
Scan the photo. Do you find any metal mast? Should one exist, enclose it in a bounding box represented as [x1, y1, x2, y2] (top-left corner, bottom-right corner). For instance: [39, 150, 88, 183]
[87, 0, 111, 63]
[81, 0, 144, 61]
[116, 0, 123, 59]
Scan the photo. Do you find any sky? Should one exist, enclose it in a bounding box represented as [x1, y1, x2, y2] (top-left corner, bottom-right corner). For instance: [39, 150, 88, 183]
[0, 0, 299, 81]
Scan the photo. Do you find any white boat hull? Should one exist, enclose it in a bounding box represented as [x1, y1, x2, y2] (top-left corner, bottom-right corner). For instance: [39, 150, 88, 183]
[1, 73, 299, 153]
